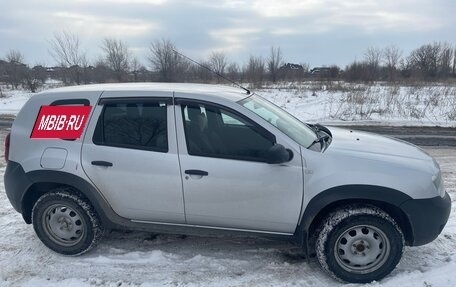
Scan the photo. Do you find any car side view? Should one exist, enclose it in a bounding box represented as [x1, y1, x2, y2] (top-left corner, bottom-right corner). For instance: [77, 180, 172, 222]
[4, 83, 451, 283]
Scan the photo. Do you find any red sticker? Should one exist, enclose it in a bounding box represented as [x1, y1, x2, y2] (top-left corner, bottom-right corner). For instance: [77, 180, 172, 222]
[31, 106, 92, 139]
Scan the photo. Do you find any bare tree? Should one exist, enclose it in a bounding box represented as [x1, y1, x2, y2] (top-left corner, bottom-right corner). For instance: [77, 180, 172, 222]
[6, 49, 24, 63]
[148, 39, 189, 82]
[365, 47, 382, 68]
[130, 57, 142, 82]
[49, 31, 87, 84]
[5, 49, 26, 88]
[24, 65, 47, 92]
[407, 42, 446, 79]
[267, 46, 283, 83]
[429, 43, 441, 77]
[364, 47, 382, 81]
[209, 52, 228, 82]
[137, 66, 151, 82]
[0, 62, 5, 89]
[31, 64, 47, 85]
[407, 45, 430, 78]
[245, 55, 265, 87]
[226, 62, 240, 82]
[101, 38, 130, 82]
[453, 45, 456, 76]
[49, 31, 86, 68]
[5, 53, 45, 92]
[188, 59, 212, 83]
[383, 45, 402, 82]
[439, 42, 452, 77]
[149, 39, 174, 82]
[92, 58, 112, 83]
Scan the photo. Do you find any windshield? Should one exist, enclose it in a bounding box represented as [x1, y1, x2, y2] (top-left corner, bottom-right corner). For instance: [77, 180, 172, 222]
[239, 95, 318, 148]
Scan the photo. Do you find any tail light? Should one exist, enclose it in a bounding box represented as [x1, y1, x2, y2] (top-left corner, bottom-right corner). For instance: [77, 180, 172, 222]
[4, 132, 10, 162]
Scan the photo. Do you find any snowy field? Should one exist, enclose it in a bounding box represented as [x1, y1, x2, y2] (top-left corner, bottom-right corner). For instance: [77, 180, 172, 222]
[0, 89, 33, 117]
[0, 124, 455, 286]
[256, 82, 456, 127]
[1, 82, 456, 127]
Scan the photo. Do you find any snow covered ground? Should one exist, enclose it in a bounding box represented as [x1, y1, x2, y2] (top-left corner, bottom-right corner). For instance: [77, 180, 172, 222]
[0, 89, 33, 117]
[1, 82, 455, 127]
[256, 82, 456, 127]
[0, 124, 455, 286]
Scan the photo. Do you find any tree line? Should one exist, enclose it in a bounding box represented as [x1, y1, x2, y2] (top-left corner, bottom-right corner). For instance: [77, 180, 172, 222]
[1, 31, 455, 92]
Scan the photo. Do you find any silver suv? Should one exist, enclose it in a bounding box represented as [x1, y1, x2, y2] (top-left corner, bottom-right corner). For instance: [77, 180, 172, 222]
[4, 83, 451, 283]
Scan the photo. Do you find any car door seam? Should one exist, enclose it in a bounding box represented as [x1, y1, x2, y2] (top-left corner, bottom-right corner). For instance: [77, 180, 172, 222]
[173, 92, 188, 223]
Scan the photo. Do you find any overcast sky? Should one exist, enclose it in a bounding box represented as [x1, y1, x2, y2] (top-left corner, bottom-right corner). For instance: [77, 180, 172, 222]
[0, 0, 455, 68]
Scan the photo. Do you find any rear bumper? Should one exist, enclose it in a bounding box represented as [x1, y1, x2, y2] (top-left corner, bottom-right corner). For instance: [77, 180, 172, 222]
[4, 160, 29, 213]
[400, 192, 451, 246]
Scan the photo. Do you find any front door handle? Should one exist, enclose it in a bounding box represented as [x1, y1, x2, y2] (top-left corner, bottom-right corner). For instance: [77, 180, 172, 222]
[185, 169, 209, 176]
[91, 160, 113, 167]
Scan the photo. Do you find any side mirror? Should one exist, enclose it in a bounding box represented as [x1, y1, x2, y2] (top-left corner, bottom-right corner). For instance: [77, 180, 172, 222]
[266, 144, 293, 164]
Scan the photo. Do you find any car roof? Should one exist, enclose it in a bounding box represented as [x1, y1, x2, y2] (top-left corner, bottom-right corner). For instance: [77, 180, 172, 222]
[43, 83, 250, 102]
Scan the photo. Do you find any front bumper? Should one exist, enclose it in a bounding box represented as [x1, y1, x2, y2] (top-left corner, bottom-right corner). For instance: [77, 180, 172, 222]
[400, 192, 451, 246]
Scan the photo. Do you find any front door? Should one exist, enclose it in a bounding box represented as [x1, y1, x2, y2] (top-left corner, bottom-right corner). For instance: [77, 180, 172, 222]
[81, 96, 185, 223]
[176, 100, 303, 234]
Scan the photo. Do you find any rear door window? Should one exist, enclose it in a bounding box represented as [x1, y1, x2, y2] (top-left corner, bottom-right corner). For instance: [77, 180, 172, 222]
[93, 100, 168, 152]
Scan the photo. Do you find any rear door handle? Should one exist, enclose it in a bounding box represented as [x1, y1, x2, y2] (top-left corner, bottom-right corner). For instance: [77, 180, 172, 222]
[91, 160, 113, 167]
[185, 169, 208, 176]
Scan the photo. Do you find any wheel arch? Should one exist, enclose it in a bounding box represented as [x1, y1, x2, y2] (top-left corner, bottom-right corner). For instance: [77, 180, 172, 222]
[21, 170, 113, 227]
[297, 185, 414, 255]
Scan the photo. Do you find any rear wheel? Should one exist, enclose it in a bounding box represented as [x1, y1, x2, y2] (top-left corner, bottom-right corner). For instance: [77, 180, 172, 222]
[315, 206, 404, 283]
[32, 188, 104, 255]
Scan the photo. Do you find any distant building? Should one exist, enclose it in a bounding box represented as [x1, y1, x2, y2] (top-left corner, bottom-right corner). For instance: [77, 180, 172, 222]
[279, 63, 305, 80]
[280, 63, 304, 72]
[310, 67, 340, 79]
[310, 67, 331, 77]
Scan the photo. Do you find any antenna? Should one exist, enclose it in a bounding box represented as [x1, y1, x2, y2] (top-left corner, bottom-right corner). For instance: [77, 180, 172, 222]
[172, 49, 251, 95]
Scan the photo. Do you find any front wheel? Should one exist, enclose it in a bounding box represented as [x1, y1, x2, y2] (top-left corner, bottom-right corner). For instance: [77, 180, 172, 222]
[32, 188, 104, 255]
[315, 206, 404, 283]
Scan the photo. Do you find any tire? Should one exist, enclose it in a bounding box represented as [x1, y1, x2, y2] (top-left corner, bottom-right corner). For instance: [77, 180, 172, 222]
[315, 205, 404, 283]
[32, 188, 104, 256]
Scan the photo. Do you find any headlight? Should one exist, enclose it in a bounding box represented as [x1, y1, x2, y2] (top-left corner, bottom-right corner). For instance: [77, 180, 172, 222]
[432, 171, 445, 198]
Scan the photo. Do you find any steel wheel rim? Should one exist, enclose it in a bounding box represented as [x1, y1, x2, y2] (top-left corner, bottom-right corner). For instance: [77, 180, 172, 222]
[42, 204, 85, 247]
[334, 224, 390, 274]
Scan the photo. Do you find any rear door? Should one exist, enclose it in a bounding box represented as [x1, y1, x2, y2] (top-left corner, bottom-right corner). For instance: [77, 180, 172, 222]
[175, 99, 304, 234]
[81, 94, 185, 223]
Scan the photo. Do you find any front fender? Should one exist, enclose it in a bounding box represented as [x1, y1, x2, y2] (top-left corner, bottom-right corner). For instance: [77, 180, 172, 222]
[300, 184, 412, 228]
[296, 184, 413, 254]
